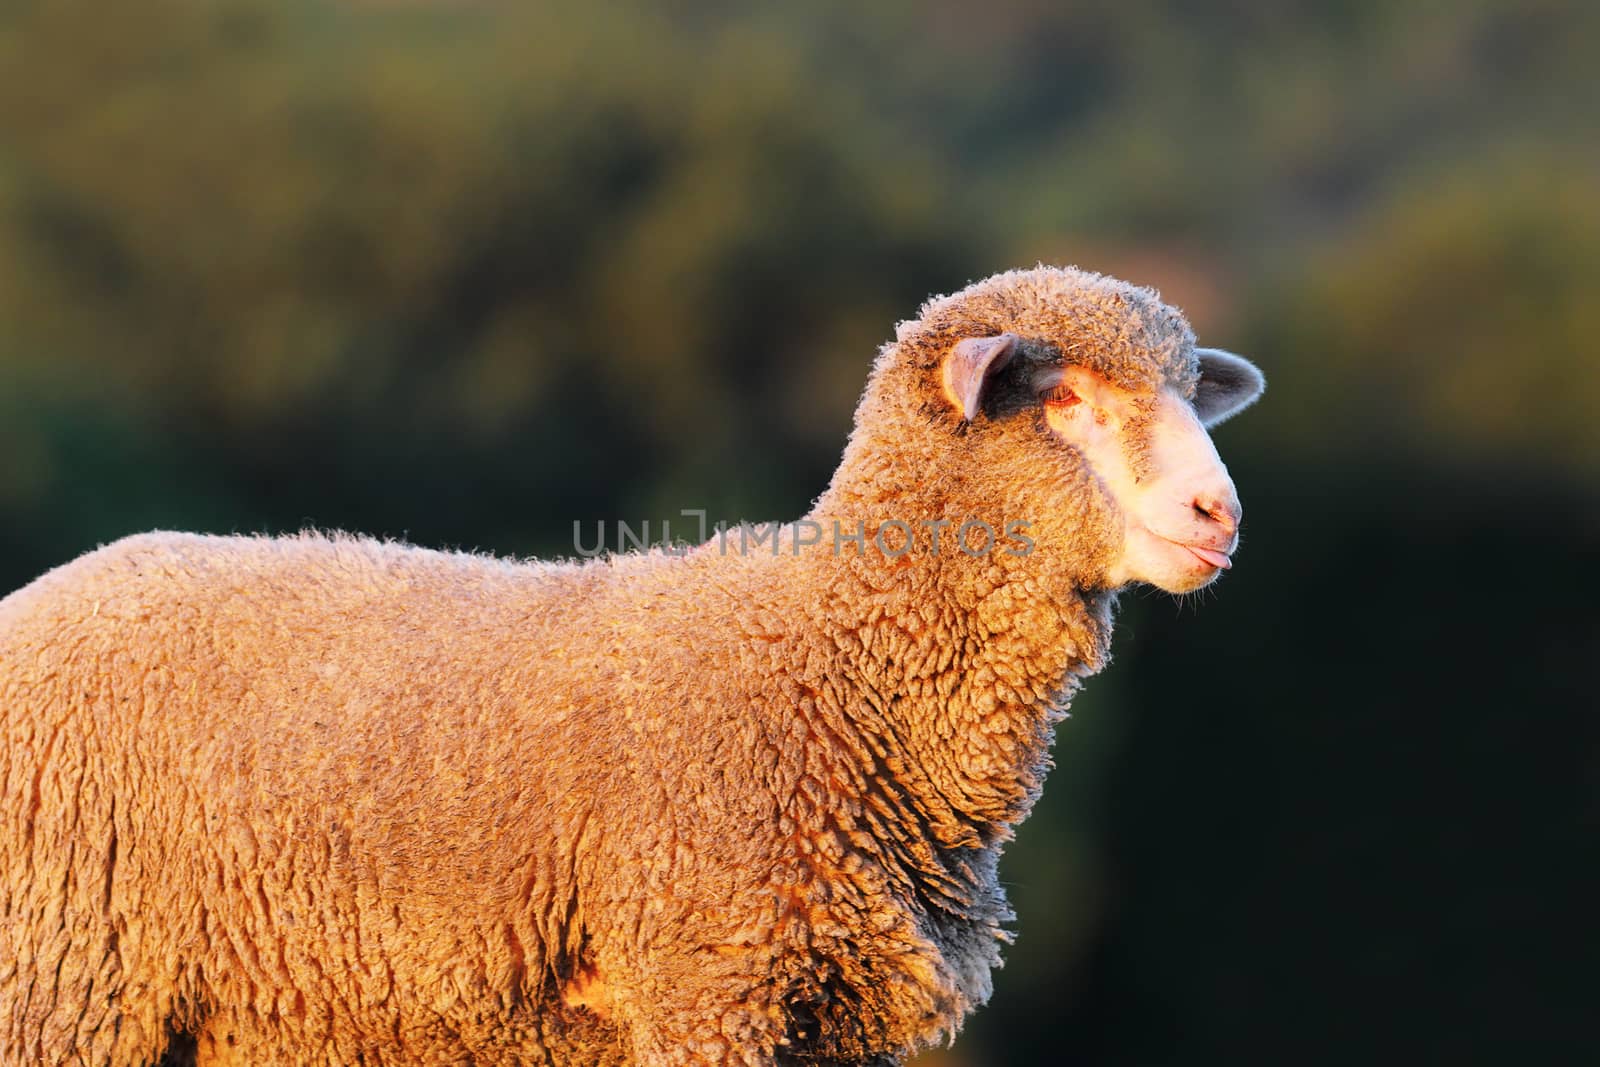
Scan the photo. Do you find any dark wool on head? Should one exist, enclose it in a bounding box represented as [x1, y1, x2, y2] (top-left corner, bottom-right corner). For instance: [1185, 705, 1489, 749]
[0, 266, 1263, 1065]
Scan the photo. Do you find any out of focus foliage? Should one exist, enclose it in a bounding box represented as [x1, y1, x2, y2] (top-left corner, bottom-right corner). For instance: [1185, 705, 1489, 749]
[0, 0, 977, 564]
[1, 1, 1594, 1064]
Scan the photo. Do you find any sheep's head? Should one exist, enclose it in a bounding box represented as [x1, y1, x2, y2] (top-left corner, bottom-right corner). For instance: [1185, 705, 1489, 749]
[945, 332, 1263, 592]
[842, 265, 1265, 596]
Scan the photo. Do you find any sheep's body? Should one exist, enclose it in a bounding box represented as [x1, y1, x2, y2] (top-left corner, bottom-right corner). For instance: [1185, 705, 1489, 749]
[1, 266, 1256, 1065]
[3, 530, 1093, 1065]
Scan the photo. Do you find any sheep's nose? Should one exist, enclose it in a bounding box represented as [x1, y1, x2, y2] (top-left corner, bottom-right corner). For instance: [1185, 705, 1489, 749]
[1192, 493, 1242, 535]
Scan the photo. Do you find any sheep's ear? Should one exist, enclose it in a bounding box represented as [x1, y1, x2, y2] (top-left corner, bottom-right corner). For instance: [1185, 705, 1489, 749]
[1193, 348, 1265, 427]
[943, 333, 1019, 422]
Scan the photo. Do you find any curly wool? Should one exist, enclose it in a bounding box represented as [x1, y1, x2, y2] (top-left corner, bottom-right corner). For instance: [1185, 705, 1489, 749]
[3, 266, 1196, 1065]
[897, 264, 1199, 396]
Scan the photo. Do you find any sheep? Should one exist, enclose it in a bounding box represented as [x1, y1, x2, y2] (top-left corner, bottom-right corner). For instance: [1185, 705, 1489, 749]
[0, 264, 1265, 1066]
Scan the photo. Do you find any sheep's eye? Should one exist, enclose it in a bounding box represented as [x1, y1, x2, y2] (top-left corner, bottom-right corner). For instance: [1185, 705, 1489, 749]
[1042, 384, 1080, 408]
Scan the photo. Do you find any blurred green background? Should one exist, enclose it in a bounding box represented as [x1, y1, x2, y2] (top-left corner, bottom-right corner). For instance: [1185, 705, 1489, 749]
[1, 1, 1595, 1063]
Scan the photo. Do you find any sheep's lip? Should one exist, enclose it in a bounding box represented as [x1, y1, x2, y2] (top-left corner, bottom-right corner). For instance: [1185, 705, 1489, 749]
[1182, 544, 1232, 570]
[1131, 524, 1236, 573]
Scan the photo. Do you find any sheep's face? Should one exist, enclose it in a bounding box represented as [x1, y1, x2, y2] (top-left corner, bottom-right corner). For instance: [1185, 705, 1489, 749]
[1034, 367, 1229, 592]
[940, 331, 1264, 594]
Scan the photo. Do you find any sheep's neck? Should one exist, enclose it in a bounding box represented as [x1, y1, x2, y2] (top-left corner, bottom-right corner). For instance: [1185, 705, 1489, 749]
[784, 515, 1115, 857]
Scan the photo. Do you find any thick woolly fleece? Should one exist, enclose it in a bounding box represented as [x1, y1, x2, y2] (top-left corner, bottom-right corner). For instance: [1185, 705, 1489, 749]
[2, 266, 1200, 1066]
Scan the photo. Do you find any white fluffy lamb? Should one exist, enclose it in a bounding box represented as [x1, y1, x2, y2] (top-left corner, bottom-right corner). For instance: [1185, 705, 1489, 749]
[0, 265, 1264, 1065]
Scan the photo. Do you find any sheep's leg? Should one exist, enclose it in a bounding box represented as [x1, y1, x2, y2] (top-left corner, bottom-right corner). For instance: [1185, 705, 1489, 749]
[0, 744, 174, 1065]
[626, 1000, 784, 1067]
[191, 1010, 309, 1067]
[610, 950, 789, 1067]
[1, 905, 169, 1064]
[192, 1007, 374, 1067]
[192, 1015, 246, 1067]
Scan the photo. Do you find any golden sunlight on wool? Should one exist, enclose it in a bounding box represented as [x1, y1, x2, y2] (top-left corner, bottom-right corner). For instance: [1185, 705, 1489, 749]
[0, 266, 1262, 1065]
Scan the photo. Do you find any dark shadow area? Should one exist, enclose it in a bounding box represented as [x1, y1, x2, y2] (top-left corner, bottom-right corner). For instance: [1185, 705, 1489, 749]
[972, 465, 1597, 1064]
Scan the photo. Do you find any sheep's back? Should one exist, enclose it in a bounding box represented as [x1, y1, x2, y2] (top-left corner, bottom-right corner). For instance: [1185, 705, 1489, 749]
[0, 531, 639, 1060]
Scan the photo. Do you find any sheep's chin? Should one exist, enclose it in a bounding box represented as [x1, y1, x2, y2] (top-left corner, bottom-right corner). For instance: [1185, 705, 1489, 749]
[1109, 524, 1229, 594]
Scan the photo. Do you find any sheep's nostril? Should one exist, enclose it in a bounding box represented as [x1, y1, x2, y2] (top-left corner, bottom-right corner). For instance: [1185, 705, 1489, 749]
[1193, 496, 1241, 533]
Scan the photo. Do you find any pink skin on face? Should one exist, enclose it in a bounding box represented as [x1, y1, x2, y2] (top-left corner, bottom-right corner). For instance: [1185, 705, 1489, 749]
[1040, 366, 1243, 594]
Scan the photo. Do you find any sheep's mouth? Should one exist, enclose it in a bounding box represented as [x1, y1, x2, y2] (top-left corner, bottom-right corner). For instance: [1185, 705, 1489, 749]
[1113, 525, 1236, 591]
[1182, 544, 1232, 570]
[1144, 528, 1233, 572]
[1135, 523, 1234, 571]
